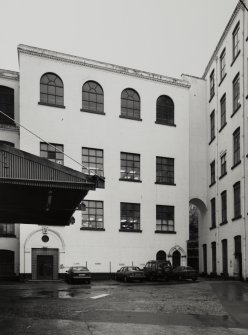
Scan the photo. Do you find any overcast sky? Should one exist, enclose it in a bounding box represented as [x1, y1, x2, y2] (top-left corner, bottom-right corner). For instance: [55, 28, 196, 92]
[0, 0, 238, 78]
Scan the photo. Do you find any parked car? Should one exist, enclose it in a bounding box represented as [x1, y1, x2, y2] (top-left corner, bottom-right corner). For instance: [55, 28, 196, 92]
[65, 266, 91, 284]
[172, 266, 198, 281]
[143, 260, 173, 281]
[115, 266, 146, 282]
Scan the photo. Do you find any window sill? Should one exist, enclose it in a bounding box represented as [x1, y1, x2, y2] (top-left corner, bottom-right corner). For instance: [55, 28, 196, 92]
[119, 229, 142, 233]
[219, 122, 227, 133]
[231, 160, 241, 170]
[80, 228, 105, 231]
[231, 104, 241, 118]
[209, 226, 216, 230]
[220, 221, 228, 226]
[155, 121, 176, 127]
[219, 172, 227, 180]
[209, 136, 216, 145]
[209, 181, 216, 188]
[119, 178, 142, 183]
[155, 182, 176, 186]
[80, 109, 105, 115]
[218, 73, 227, 87]
[155, 230, 176, 234]
[0, 234, 16, 238]
[232, 215, 242, 222]
[38, 102, 65, 109]
[230, 50, 241, 67]
[209, 94, 215, 103]
[119, 115, 142, 121]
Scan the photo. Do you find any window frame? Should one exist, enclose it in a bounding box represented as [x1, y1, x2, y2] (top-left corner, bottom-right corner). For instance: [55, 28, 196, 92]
[220, 94, 226, 130]
[0, 86, 15, 125]
[81, 81, 104, 115]
[220, 153, 227, 178]
[120, 88, 141, 121]
[210, 70, 215, 100]
[81, 200, 104, 231]
[0, 224, 15, 237]
[156, 95, 175, 126]
[232, 22, 240, 61]
[233, 127, 240, 167]
[40, 142, 64, 165]
[155, 156, 175, 185]
[210, 198, 216, 228]
[82, 147, 104, 178]
[120, 152, 141, 182]
[233, 181, 241, 220]
[155, 205, 175, 233]
[221, 190, 227, 224]
[39, 72, 64, 108]
[210, 160, 215, 186]
[232, 73, 240, 114]
[210, 110, 215, 142]
[120, 202, 141, 232]
[220, 49, 226, 82]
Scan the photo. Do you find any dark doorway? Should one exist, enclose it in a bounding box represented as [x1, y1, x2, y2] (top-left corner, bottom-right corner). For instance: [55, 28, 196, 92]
[156, 250, 166, 261]
[0, 250, 14, 276]
[203, 244, 207, 273]
[234, 235, 242, 280]
[222, 239, 228, 275]
[211, 242, 217, 274]
[172, 250, 181, 267]
[37, 255, 53, 280]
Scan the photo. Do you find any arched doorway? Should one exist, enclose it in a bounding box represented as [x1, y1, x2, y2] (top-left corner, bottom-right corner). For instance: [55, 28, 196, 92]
[172, 250, 181, 267]
[156, 250, 166, 261]
[0, 250, 14, 276]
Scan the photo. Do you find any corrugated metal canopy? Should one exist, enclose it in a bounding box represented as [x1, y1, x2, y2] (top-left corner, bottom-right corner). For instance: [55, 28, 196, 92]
[0, 142, 104, 226]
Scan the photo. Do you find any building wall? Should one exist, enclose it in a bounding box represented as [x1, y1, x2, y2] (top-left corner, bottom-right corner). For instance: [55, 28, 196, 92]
[18, 47, 190, 276]
[0, 70, 20, 276]
[200, 4, 247, 278]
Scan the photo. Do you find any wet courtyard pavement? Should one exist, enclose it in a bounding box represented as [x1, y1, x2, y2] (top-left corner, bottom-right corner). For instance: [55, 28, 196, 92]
[0, 279, 248, 334]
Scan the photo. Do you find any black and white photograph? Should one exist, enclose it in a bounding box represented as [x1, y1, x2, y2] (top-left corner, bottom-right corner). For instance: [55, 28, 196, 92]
[0, 0, 248, 334]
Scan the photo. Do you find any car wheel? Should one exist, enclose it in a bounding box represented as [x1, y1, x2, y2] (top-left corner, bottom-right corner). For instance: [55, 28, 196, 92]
[192, 277, 197, 282]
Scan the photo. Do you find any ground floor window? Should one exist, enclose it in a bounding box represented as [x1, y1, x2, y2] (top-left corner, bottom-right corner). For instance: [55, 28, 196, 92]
[156, 205, 174, 232]
[0, 250, 14, 275]
[82, 200, 104, 229]
[0, 224, 15, 237]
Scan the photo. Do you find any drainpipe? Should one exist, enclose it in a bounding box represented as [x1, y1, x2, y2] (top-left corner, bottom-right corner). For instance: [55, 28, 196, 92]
[242, 7, 247, 280]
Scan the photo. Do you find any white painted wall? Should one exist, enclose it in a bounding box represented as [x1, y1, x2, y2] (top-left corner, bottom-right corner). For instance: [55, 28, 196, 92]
[18, 47, 190, 274]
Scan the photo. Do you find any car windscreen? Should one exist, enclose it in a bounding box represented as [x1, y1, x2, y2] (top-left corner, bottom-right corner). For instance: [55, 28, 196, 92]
[127, 267, 141, 271]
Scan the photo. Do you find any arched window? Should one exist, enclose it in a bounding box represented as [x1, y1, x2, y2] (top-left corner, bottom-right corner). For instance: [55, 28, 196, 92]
[0, 86, 14, 125]
[82, 81, 104, 114]
[156, 250, 166, 261]
[121, 88, 140, 120]
[40, 73, 64, 107]
[156, 95, 174, 125]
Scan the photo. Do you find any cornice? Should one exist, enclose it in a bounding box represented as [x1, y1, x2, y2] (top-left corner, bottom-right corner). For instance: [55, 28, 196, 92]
[0, 69, 19, 81]
[202, 2, 242, 78]
[17, 44, 190, 89]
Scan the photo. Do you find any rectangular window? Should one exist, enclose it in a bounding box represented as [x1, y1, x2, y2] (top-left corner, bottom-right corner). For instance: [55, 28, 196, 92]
[222, 239, 228, 275]
[233, 181, 241, 219]
[203, 244, 207, 273]
[233, 73, 240, 113]
[82, 147, 104, 177]
[221, 191, 227, 223]
[233, 22, 240, 60]
[220, 49, 226, 81]
[211, 198, 216, 228]
[220, 153, 226, 177]
[120, 152, 140, 181]
[82, 200, 104, 229]
[210, 160, 215, 185]
[233, 128, 240, 166]
[220, 94, 226, 129]
[120, 202, 140, 231]
[156, 205, 174, 232]
[156, 157, 174, 184]
[0, 224, 15, 236]
[210, 70, 215, 100]
[40, 142, 64, 165]
[210, 110, 215, 141]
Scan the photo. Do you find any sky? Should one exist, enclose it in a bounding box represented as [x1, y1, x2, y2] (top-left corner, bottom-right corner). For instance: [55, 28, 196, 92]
[0, 0, 238, 79]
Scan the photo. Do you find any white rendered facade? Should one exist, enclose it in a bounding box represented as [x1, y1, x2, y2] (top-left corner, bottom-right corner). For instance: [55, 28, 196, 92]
[14, 45, 190, 278]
